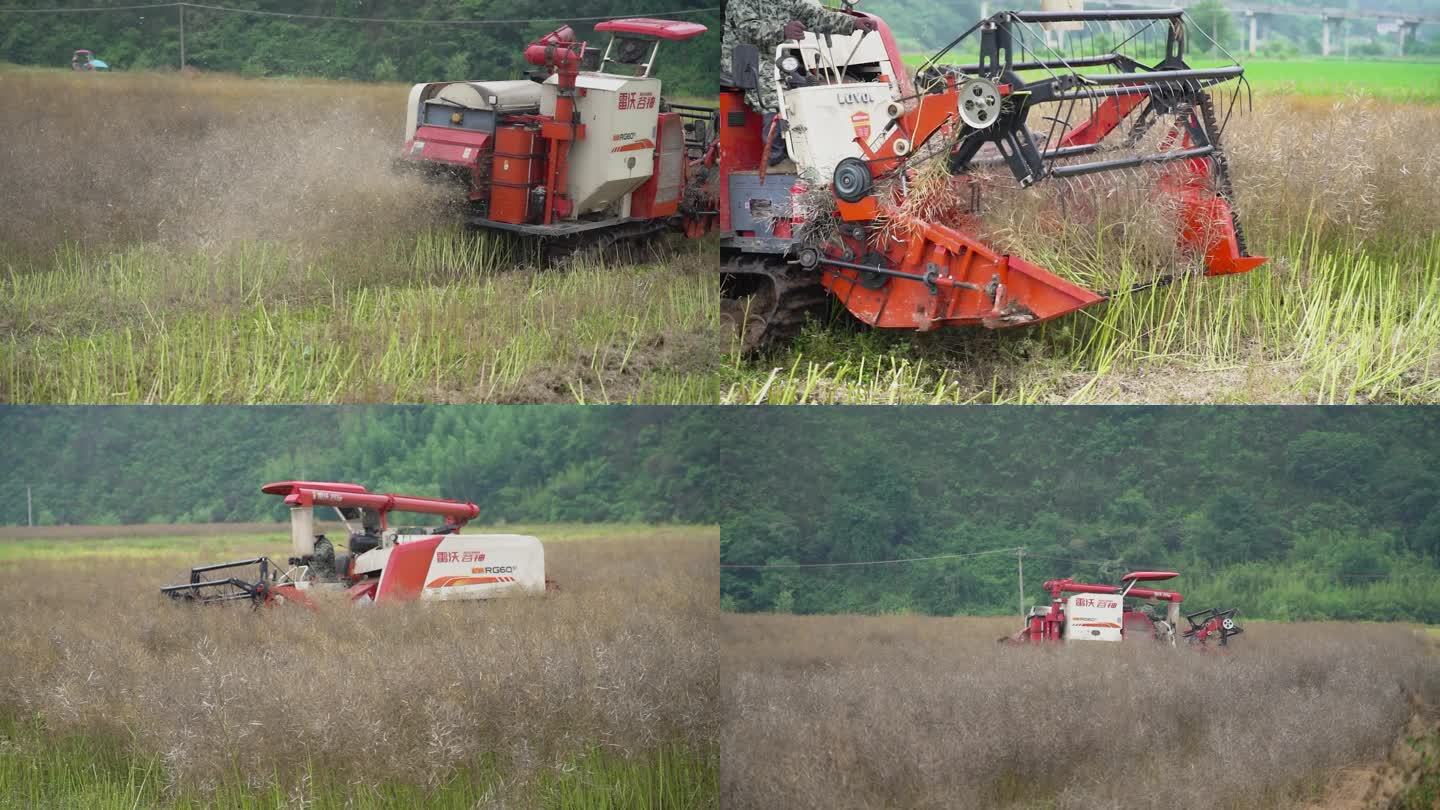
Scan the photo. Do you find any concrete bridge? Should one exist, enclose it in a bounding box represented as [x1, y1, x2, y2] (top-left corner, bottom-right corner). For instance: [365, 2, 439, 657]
[1089, 1, 1434, 55]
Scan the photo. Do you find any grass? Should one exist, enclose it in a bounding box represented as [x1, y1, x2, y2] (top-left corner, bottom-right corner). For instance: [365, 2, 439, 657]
[725, 91, 1440, 404]
[0, 719, 715, 810]
[1396, 727, 1440, 810]
[0, 68, 719, 404]
[722, 613, 1440, 810]
[1198, 58, 1440, 102]
[0, 526, 719, 806]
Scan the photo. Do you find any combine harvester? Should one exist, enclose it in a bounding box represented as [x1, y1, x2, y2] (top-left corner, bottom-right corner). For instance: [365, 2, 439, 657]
[721, 5, 1266, 349]
[1003, 570, 1243, 649]
[162, 481, 550, 609]
[399, 18, 719, 260]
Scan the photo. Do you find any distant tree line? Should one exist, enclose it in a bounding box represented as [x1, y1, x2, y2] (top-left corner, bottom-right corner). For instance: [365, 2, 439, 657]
[717, 408, 1440, 623]
[0, 407, 722, 526]
[0, 1, 718, 96]
[866, 0, 1440, 60]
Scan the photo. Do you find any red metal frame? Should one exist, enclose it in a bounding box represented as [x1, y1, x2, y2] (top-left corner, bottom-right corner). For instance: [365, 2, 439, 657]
[262, 582, 320, 611]
[523, 26, 586, 224]
[718, 89, 766, 236]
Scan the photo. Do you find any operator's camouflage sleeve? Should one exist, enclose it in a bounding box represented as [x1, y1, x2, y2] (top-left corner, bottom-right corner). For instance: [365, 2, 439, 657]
[722, 0, 858, 114]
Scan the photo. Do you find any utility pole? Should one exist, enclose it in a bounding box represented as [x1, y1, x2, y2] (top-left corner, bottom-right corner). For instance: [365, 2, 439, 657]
[179, 4, 186, 70]
[26, 486, 33, 527]
[1017, 547, 1025, 622]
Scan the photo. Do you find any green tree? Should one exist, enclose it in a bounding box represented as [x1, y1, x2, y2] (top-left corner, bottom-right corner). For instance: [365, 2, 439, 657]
[1184, 0, 1238, 53]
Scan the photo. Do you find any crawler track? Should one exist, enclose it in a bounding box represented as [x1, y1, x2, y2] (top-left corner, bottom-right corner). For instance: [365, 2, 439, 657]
[721, 254, 828, 353]
[540, 219, 673, 265]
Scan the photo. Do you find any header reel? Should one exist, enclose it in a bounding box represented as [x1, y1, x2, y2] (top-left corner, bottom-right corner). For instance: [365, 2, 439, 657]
[1182, 606, 1245, 648]
[161, 556, 315, 609]
[795, 7, 1266, 333]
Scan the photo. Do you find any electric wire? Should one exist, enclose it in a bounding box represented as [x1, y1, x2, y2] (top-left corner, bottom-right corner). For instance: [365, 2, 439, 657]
[724, 546, 1411, 585]
[720, 546, 1023, 569]
[0, 2, 719, 23]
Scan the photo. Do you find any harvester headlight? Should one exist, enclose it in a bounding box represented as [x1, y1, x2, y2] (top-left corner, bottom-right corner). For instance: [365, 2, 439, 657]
[779, 55, 801, 74]
[450, 112, 464, 125]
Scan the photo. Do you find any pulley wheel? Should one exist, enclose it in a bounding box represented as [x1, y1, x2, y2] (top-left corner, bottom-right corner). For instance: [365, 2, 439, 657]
[832, 157, 873, 203]
[958, 78, 1002, 129]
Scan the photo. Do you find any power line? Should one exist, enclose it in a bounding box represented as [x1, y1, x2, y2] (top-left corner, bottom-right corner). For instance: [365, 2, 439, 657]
[0, 2, 173, 10]
[720, 546, 1022, 569]
[0, 2, 719, 23]
[722, 546, 1419, 585]
[183, 2, 718, 24]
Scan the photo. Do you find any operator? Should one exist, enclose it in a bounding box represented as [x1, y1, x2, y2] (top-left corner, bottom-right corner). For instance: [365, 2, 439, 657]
[722, 0, 877, 165]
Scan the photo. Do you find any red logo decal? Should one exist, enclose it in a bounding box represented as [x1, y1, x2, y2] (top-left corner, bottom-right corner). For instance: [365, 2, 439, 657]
[618, 91, 657, 111]
[851, 111, 871, 141]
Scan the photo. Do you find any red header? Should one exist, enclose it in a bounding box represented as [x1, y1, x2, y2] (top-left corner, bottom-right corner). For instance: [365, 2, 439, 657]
[595, 18, 707, 41]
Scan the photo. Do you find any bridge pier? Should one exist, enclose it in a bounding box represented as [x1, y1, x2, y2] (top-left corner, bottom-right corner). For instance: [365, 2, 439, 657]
[1321, 13, 1343, 58]
[1246, 11, 1259, 55]
[1399, 20, 1420, 57]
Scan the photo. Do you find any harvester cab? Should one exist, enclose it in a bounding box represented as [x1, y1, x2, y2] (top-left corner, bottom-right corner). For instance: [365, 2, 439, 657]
[1004, 570, 1242, 650]
[721, 7, 1266, 350]
[400, 18, 718, 259]
[71, 49, 109, 71]
[162, 481, 551, 608]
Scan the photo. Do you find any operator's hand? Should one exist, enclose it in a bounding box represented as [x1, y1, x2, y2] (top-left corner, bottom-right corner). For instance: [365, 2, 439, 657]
[853, 17, 878, 32]
[783, 20, 806, 40]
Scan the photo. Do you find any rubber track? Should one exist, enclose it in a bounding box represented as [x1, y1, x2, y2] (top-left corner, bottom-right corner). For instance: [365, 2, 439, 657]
[722, 254, 828, 352]
[543, 220, 671, 265]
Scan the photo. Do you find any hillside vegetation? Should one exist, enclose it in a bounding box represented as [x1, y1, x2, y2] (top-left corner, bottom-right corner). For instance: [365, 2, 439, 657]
[0, 0, 718, 96]
[718, 408, 1440, 622]
[0, 407, 723, 526]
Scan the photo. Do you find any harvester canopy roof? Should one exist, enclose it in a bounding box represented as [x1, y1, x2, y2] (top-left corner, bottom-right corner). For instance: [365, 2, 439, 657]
[594, 18, 707, 40]
[1122, 571, 1180, 582]
[261, 480, 368, 496]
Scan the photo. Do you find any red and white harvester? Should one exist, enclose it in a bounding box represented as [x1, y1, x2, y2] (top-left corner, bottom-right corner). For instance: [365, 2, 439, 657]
[721, 5, 1266, 348]
[1003, 571, 1243, 649]
[399, 18, 718, 259]
[162, 481, 549, 608]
